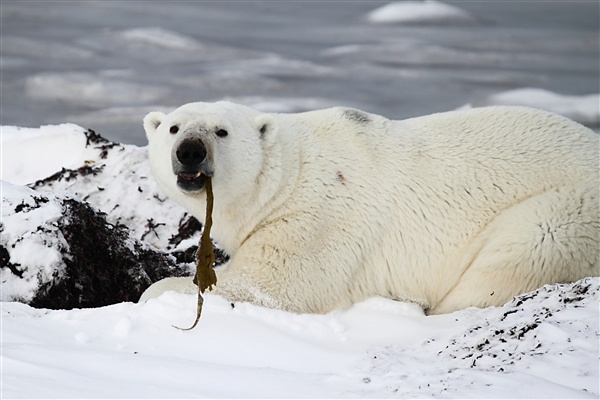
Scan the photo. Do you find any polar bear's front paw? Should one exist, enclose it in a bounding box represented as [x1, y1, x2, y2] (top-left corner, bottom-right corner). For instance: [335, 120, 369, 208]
[138, 277, 197, 302]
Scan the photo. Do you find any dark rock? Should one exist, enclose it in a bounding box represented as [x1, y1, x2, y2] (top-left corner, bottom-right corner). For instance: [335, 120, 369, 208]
[83, 128, 122, 159]
[26, 198, 188, 309]
[29, 165, 106, 189]
[169, 214, 203, 248]
[0, 245, 23, 279]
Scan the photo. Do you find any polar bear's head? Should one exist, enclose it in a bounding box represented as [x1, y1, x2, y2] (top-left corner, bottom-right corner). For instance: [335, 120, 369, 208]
[143, 101, 276, 209]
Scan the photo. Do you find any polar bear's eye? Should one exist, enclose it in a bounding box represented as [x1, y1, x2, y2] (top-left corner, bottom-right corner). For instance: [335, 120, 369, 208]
[169, 125, 179, 134]
[215, 129, 228, 137]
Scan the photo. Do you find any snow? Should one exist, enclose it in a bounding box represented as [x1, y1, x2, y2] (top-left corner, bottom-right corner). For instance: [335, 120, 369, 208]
[1, 183, 69, 303]
[366, 1, 475, 25]
[1, 125, 188, 250]
[1, 125, 192, 305]
[1, 124, 100, 185]
[477, 88, 600, 127]
[2, 123, 599, 398]
[25, 72, 168, 107]
[119, 27, 205, 50]
[2, 281, 598, 398]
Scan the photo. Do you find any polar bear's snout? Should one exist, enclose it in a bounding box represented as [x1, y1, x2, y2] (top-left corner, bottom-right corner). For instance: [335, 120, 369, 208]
[176, 139, 207, 169]
[172, 138, 213, 193]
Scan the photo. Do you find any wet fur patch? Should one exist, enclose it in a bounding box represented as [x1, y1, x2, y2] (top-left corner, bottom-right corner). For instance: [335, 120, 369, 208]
[343, 109, 371, 124]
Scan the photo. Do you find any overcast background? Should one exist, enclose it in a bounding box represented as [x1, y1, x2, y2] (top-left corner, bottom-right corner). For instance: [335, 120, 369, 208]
[2, 0, 598, 145]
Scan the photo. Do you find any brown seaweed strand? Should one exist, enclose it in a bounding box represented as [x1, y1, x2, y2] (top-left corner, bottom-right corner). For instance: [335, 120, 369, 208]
[173, 177, 217, 331]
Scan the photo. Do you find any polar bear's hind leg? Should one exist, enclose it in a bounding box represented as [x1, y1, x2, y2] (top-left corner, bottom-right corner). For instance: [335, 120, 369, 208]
[430, 184, 599, 314]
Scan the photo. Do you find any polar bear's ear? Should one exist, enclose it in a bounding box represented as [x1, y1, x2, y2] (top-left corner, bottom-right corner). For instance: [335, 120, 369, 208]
[255, 114, 276, 147]
[143, 111, 166, 137]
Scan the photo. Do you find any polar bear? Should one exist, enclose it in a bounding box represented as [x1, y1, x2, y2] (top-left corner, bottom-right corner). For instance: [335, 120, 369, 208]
[141, 102, 599, 314]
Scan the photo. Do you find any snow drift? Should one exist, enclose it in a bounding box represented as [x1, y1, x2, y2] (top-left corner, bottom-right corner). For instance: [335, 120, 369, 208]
[2, 278, 598, 398]
[478, 88, 600, 127]
[366, 1, 477, 25]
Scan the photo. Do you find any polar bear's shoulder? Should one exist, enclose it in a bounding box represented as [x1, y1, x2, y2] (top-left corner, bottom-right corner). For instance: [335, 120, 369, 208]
[284, 107, 389, 137]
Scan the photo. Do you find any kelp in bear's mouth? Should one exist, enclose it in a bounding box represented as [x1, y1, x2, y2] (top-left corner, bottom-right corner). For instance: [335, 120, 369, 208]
[174, 177, 217, 331]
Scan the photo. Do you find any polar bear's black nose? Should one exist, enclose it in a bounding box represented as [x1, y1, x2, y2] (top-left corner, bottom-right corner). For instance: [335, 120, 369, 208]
[176, 139, 207, 168]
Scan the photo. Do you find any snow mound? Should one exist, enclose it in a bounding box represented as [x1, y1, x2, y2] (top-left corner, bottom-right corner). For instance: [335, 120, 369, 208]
[366, 1, 476, 25]
[2, 125, 192, 250]
[1, 182, 186, 308]
[96, 27, 267, 63]
[478, 88, 600, 127]
[2, 124, 101, 185]
[25, 72, 167, 107]
[360, 278, 599, 398]
[1, 278, 598, 398]
[439, 279, 598, 378]
[1, 184, 68, 303]
[120, 27, 204, 50]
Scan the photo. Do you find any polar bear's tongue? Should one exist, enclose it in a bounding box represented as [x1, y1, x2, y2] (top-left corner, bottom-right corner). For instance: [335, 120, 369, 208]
[173, 177, 217, 331]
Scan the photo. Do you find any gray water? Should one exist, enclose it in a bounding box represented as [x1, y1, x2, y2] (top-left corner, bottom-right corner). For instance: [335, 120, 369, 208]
[2, 1, 598, 145]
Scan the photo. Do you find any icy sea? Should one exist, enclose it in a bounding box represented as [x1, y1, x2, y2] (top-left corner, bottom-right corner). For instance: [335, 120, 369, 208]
[2, 0, 599, 144]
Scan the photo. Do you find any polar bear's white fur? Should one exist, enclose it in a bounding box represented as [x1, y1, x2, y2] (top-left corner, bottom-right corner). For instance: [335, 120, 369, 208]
[141, 102, 599, 314]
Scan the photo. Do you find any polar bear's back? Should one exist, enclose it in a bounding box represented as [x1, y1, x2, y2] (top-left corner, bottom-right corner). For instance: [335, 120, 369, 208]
[378, 106, 598, 210]
[299, 105, 597, 201]
[395, 106, 597, 179]
[301, 106, 597, 180]
[283, 106, 598, 310]
[414, 106, 597, 151]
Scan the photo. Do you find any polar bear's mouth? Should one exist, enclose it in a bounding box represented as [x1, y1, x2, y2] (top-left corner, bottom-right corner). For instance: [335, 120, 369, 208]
[176, 171, 207, 193]
[178, 171, 203, 181]
[172, 137, 214, 193]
